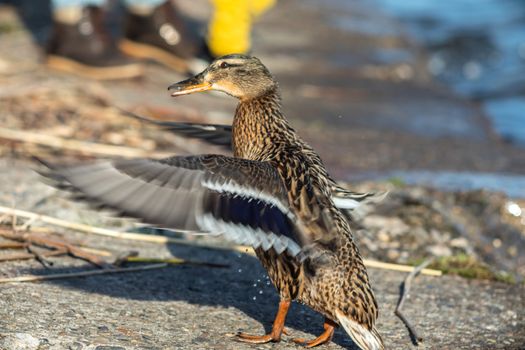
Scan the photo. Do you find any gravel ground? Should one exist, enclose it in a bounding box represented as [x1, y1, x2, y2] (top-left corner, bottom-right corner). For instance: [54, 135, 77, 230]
[1, 254, 524, 350]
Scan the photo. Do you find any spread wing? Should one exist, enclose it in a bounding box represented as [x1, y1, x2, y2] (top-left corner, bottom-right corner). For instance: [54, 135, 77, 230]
[40, 155, 309, 256]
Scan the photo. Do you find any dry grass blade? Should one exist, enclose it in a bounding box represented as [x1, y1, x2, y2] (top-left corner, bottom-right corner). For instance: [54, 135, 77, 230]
[0, 206, 177, 244]
[233, 245, 442, 276]
[363, 259, 441, 276]
[395, 257, 434, 345]
[113, 250, 139, 267]
[0, 127, 171, 158]
[0, 263, 168, 284]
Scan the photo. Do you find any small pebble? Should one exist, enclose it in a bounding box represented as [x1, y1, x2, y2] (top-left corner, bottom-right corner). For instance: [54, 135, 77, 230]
[492, 239, 502, 248]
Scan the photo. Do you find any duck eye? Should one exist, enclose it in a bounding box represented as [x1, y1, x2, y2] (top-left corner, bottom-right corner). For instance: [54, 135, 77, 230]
[219, 61, 229, 69]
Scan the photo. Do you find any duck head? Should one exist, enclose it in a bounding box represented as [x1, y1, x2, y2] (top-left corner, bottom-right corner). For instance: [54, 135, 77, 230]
[168, 54, 277, 101]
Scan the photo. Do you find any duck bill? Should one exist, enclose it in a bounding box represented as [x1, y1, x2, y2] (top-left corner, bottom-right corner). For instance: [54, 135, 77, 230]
[168, 75, 212, 97]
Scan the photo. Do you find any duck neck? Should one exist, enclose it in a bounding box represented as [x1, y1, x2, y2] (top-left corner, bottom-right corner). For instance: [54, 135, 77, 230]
[232, 86, 296, 160]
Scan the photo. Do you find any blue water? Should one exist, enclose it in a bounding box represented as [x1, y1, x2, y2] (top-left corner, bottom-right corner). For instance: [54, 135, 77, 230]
[349, 171, 525, 199]
[371, 0, 525, 146]
[390, 171, 525, 198]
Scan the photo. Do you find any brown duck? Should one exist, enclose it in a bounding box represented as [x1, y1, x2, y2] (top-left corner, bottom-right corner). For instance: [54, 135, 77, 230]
[43, 54, 384, 349]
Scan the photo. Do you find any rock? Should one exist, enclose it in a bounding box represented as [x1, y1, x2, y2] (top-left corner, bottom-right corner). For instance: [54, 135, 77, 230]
[387, 249, 400, 260]
[427, 244, 453, 257]
[450, 237, 470, 249]
[362, 215, 410, 236]
[0, 333, 41, 350]
[377, 230, 390, 242]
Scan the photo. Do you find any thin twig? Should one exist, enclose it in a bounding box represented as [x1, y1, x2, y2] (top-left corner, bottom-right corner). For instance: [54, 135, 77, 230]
[26, 245, 54, 268]
[0, 242, 28, 249]
[79, 247, 112, 257]
[0, 228, 111, 268]
[30, 233, 110, 268]
[0, 127, 171, 158]
[0, 249, 66, 262]
[0, 263, 168, 283]
[395, 258, 434, 345]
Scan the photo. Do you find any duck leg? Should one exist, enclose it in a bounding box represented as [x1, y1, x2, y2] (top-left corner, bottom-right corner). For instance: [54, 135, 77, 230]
[292, 318, 338, 348]
[236, 299, 290, 344]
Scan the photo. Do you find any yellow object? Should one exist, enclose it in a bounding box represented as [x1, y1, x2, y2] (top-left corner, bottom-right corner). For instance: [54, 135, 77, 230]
[208, 0, 276, 57]
[125, 256, 186, 264]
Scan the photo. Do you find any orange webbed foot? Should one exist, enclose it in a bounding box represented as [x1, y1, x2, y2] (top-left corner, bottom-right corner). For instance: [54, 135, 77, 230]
[236, 331, 281, 344]
[292, 318, 337, 348]
[234, 299, 291, 344]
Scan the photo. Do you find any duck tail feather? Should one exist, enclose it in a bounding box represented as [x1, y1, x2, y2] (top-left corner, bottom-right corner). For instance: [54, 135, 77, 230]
[336, 310, 384, 350]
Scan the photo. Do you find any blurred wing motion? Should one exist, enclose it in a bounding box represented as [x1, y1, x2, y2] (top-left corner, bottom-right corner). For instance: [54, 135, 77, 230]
[331, 185, 387, 207]
[40, 155, 308, 256]
[121, 109, 232, 148]
[331, 185, 388, 220]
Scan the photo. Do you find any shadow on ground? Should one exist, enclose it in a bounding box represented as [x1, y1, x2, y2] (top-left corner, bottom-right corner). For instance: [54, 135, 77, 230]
[19, 243, 359, 349]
